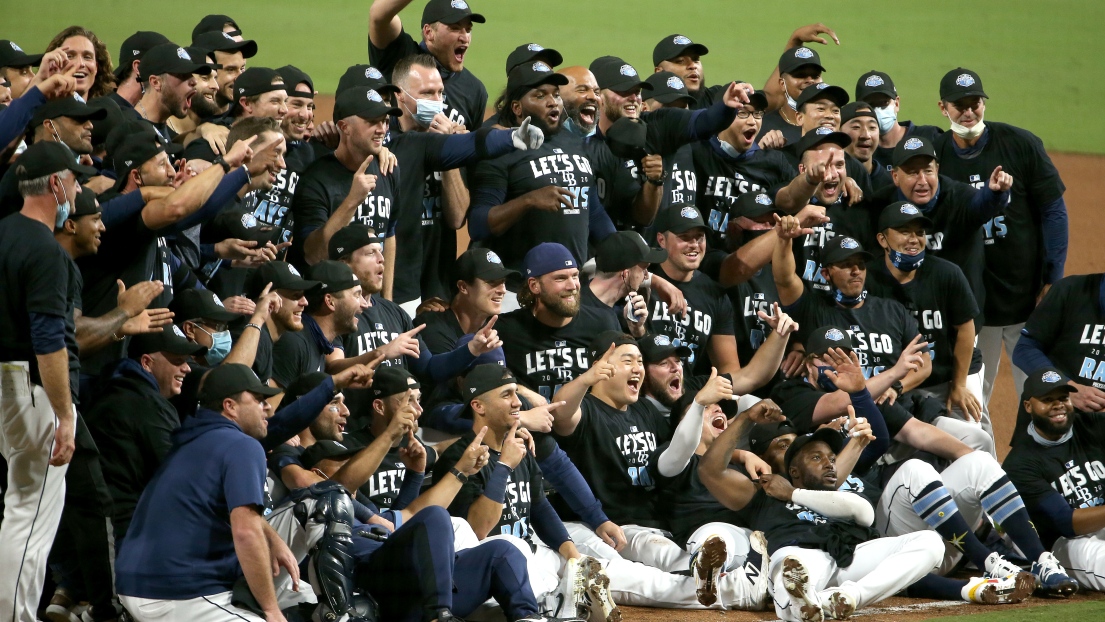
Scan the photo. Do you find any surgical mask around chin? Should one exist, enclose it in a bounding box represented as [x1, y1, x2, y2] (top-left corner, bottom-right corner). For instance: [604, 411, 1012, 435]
[198, 326, 232, 364]
[889, 248, 925, 272]
[949, 118, 986, 140]
[815, 365, 839, 392]
[783, 83, 798, 111]
[404, 92, 445, 127]
[832, 288, 867, 309]
[874, 105, 897, 133]
[51, 179, 71, 229]
[717, 139, 741, 158]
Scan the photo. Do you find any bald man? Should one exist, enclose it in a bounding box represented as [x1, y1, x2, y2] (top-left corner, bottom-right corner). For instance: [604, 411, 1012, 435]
[558, 66, 600, 138]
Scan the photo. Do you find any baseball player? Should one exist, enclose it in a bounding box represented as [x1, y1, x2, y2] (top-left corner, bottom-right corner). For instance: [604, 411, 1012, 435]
[583, 231, 667, 338]
[699, 414, 944, 621]
[839, 101, 892, 189]
[931, 68, 1068, 411]
[1013, 272, 1105, 415]
[853, 70, 943, 168]
[558, 66, 600, 138]
[1004, 366, 1105, 592]
[415, 247, 519, 355]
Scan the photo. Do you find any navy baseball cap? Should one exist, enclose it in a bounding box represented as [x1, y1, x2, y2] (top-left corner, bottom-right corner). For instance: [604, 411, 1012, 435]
[795, 83, 849, 111]
[129, 323, 207, 358]
[795, 127, 852, 159]
[279, 371, 330, 409]
[170, 288, 239, 324]
[1022, 367, 1075, 400]
[278, 65, 314, 98]
[506, 60, 568, 98]
[940, 68, 987, 101]
[210, 209, 276, 244]
[308, 261, 360, 294]
[336, 65, 399, 96]
[729, 191, 778, 220]
[464, 364, 515, 399]
[523, 243, 577, 279]
[192, 14, 241, 39]
[422, 0, 485, 25]
[456, 248, 519, 283]
[748, 420, 797, 456]
[840, 101, 876, 125]
[505, 43, 562, 75]
[30, 96, 108, 128]
[658, 205, 707, 234]
[138, 44, 214, 80]
[806, 325, 855, 357]
[232, 67, 284, 100]
[653, 34, 709, 67]
[70, 186, 100, 218]
[784, 428, 845, 473]
[855, 70, 896, 101]
[819, 235, 873, 265]
[891, 136, 938, 168]
[637, 333, 691, 365]
[644, 72, 696, 106]
[590, 56, 652, 93]
[247, 261, 320, 297]
[587, 330, 637, 362]
[114, 31, 171, 79]
[878, 201, 934, 232]
[778, 46, 826, 75]
[301, 440, 362, 468]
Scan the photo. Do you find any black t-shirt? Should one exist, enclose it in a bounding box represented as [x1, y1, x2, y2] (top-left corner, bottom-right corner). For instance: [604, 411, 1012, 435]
[356, 433, 437, 510]
[497, 305, 620, 401]
[872, 122, 944, 170]
[756, 109, 803, 146]
[248, 140, 331, 254]
[340, 295, 423, 423]
[866, 256, 980, 386]
[655, 452, 749, 544]
[770, 377, 913, 437]
[435, 428, 545, 542]
[729, 264, 782, 387]
[289, 153, 398, 270]
[743, 487, 864, 557]
[552, 394, 672, 527]
[648, 265, 736, 376]
[869, 176, 990, 315]
[785, 290, 921, 379]
[0, 214, 73, 385]
[270, 328, 330, 388]
[693, 139, 796, 252]
[933, 122, 1066, 325]
[414, 308, 465, 354]
[232, 323, 273, 384]
[580, 284, 635, 334]
[1004, 414, 1105, 548]
[473, 131, 599, 273]
[64, 255, 82, 402]
[369, 30, 487, 132]
[794, 200, 879, 295]
[1021, 274, 1105, 388]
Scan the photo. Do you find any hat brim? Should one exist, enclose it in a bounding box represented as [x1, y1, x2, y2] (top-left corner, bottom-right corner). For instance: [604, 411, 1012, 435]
[161, 339, 208, 357]
[602, 79, 654, 93]
[798, 132, 852, 157]
[645, 344, 692, 363]
[881, 215, 935, 232]
[197, 306, 241, 324]
[1024, 384, 1075, 400]
[651, 92, 696, 105]
[274, 277, 322, 293]
[474, 266, 521, 283]
[510, 73, 569, 95]
[858, 87, 897, 101]
[69, 162, 99, 177]
[784, 428, 845, 472]
[4, 53, 43, 68]
[942, 90, 988, 101]
[781, 61, 827, 75]
[821, 249, 874, 265]
[667, 220, 708, 234]
[892, 152, 938, 169]
[799, 85, 849, 110]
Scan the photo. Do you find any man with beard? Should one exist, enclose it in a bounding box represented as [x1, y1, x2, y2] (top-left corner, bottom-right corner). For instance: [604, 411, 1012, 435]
[190, 30, 257, 119]
[469, 61, 616, 281]
[496, 243, 620, 401]
[840, 102, 891, 188]
[1013, 272, 1105, 415]
[183, 67, 287, 167]
[110, 31, 170, 110]
[130, 44, 213, 143]
[853, 70, 942, 170]
[931, 68, 1068, 416]
[1004, 367, 1105, 592]
[557, 66, 599, 138]
[369, 0, 488, 132]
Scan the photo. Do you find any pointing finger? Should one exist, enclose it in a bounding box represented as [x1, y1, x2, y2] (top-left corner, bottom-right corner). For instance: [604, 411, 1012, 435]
[482, 315, 498, 333]
[357, 154, 375, 175]
[405, 323, 427, 336]
[472, 426, 488, 446]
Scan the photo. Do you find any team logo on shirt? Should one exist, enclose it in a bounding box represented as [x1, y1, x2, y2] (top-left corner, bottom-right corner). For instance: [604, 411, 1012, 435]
[527, 43, 544, 51]
[486, 250, 503, 264]
[667, 76, 685, 90]
[673, 35, 692, 45]
[955, 73, 976, 87]
[864, 74, 885, 87]
[900, 203, 920, 215]
[825, 328, 845, 341]
[755, 193, 772, 206]
[680, 206, 699, 219]
[903, 138, 924, 150]
[177, 47, 191, 60]
[365, 66, 383, 80]
[172, 325, 187, 338]
[366, 89, 383, 102]
[532, 61, 552, 73]
[794, 47, 814, 59]
[653, 334, 672, 346]
[1042, 371, 1063, 383]
[815, 126, 833, 136]
[840, 237, 859, 249]
[10, 42, 22, 52]
[241, 213, 258, 228]
[620, 64, 637, 77]
[451, 0, 470, 9]
[212, 293, 225, 307]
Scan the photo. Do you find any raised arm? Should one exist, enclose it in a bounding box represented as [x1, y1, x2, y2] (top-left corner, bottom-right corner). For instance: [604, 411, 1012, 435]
[771, 214, 810, 306]
[550, 343, 616, 436]
[698, 400, 785, 511]
[368, 0, 414, 49]
[731, 303, 797, 394]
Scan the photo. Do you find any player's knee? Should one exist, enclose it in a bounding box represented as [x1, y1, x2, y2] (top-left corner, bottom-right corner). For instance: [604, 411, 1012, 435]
[409, 505, 451, 532]
[902, 459, 942, 489]
[913, 531, 945, 568]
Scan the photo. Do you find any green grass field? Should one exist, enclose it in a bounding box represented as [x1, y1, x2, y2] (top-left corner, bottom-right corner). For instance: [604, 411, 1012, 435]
[926, 598, 1105, 620]
[6, 1, 1103, 152]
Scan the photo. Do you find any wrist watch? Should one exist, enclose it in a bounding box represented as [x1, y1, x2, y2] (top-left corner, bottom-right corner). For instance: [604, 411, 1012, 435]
[212, 155, 231, 174]
[891, 380, 905, 395]
[450, 467, 469, 484]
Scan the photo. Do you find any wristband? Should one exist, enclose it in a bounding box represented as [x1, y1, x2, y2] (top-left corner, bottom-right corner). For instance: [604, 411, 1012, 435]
[245, 323, 263, 333]
[482, 461, 512, 503]
[449, 467, 469, 484]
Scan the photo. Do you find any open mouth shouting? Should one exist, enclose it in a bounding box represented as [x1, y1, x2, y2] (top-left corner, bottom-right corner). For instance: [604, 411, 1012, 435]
[710, 412, 728, 433]
[627, 375, 642, 396]
[453, 45, 468, 66]
[578, 103, 597, 127]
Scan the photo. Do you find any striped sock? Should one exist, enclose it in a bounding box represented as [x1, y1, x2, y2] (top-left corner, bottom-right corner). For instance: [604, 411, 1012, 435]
[982, 475, 1046, 561]
[912, 481, 992, 569]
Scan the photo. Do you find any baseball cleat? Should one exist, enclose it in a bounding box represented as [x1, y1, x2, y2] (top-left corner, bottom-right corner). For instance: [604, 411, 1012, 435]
[964, 572, 1035, 604]
[1031, 551, 1079, 598]
[749, 530, 770, 610]
[983, 551, 1024, 579]
[782, 556, 824, 622]
[820, 588, 856, 619]
[577, 556, 622, 622]
[692, 534, 727, 606]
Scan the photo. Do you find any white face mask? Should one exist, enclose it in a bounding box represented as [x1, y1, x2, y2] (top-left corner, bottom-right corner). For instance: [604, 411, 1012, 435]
[874, 105, 897, 134]
[717, 139, 741, 158]
[949, 118, 986, 140]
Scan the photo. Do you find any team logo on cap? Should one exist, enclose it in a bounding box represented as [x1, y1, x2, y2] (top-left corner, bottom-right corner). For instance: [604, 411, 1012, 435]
[825, 328, 845, 341]
[527, 43, 544, 51]
[132, 49, 141, 56]
[1042, 371, 1062, 383]
[241, 213, 258, 228]
[840, 237, 859, 249]
[619, 64, 637, 77]
[222, 32, 234, 41]
[366, 89, 383, 102]
[666, 76, 685, 90]
[673, 35, 692, 45]
[365, 66, 383, 79]
[172, 325, 187, 338]
[955, 73, 976, 87]
[486, 250, 502, 264]
[900, 203, 920, 215]
[288, 265, 302, 277]
[177, 47, 191, 60]
[213, 293, 226, 307]
[451, 0, 469, 9]
[124, 159, 134, 167]
[755, 193, 772, 206]
[335, 246, 345, 255]
[815, 126, 833, 135]
[903, 137, 923, 150]
[864, 74, 884, 87]
[680, 206, 699, 219]
[816, 82, 829, 90]
[794, 47, 814, 59]
[653, 334, 672, 346]
[532, 61, 551, 73]
[10, 42, 22, 52]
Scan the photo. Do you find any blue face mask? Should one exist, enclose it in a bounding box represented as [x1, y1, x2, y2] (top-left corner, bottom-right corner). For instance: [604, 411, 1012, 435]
[199, 326, 233, 364]
[889, 248, 925, 272]
[833, 288, 867, 308]
[405, 93, 445, 128]
[815, 365, 839, 392]
[874, 105, 897, 134]
[51, 180, 71, 230]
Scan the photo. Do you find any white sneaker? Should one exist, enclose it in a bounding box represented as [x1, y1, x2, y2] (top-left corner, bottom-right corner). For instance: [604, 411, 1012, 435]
[748, 530, 770, 610]
[963, 572, 1035, 604]
[576, 556, 621, 622]
[782, 556, 824, 622]
[692, 534, 727, 606]
[983, 551, 1023, 579]
[45, 590, 81, 622]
